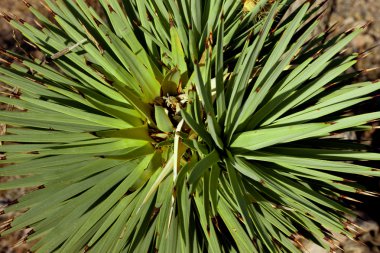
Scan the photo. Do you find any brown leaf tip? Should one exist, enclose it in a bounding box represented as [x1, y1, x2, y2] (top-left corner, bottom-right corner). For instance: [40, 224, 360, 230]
[107, 4, 115, 13]
[342, 178, 356, 183]
[317, 12, 325, 21]
[7, 199, 19, 206]
[1, 224, 11, 232]
[344, 27, 356, 34]
[361, 21, 372, 30]
[0, 12, 12, 22]
[40, 2, 56, 16]
[27, 229, 35, 236]
[23, 0, 31, 8]
[93, 18, 101, 27]
[132, 20, 141, 27]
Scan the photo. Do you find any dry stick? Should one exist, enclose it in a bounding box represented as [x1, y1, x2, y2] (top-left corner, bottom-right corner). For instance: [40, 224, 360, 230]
[166, 119, 185, 235]
[50, 39, 88, 59]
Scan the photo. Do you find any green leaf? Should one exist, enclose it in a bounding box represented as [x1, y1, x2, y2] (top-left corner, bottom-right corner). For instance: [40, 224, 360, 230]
[188, 149, 220, 186]
[22, 97, 129, 129]
[231, 123, 326, 152]
[170, 24, 188, 77]
[155, 105, 174, 133]
[161, 68, 181, 96]
[241, 151, 380, 176]
[218, 198, 258, 253]
[181, 110, 213, 146]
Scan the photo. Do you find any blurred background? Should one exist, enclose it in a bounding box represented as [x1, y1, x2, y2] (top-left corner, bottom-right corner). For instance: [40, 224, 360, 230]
[0, 1, 379, 252]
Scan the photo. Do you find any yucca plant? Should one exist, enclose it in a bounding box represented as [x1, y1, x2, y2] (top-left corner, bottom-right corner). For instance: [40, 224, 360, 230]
[0, 0, 379, 252]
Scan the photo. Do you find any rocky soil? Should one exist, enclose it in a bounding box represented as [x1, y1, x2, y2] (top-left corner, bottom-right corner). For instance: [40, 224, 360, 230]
[0, 1, 379, 252]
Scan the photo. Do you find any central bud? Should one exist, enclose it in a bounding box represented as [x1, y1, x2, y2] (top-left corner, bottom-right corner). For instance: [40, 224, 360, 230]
[150, 93, 189, 142]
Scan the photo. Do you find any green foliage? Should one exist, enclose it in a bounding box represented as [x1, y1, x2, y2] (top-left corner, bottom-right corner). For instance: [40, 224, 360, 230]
[0, 0, 379, 252]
